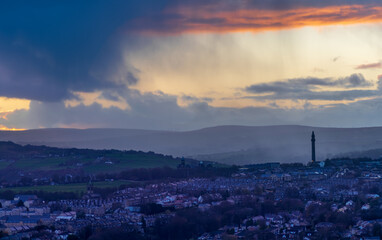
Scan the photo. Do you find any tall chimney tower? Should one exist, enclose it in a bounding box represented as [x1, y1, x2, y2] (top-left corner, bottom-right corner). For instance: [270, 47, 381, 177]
[311, 131, 316, 162]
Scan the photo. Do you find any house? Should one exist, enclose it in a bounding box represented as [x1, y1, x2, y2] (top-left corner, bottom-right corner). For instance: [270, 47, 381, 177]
[0, 199, 13, 208]
[198, 203, 211, 211]
[361, 204, 370, 210]
[14, 195, 38, 202]
[14, 195, 38, 207]
[366, 194, 380, 199]
[4, 215, 40, 228]
[281, 173, 292, 182]
[55, 211, 76, 221]
[0, 223, 7, 233]
[270, 174, 281, 181]
[126, 206, 141, 212]
[315, 222, 335, 231]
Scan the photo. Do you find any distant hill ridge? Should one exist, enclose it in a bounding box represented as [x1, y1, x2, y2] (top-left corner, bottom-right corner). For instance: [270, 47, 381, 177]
[1, 125, 382, 164]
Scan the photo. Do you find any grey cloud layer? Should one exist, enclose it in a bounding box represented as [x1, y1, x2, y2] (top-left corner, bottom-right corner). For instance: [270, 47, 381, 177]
[245, 74, 378, 101]
[3, 90, 382, 130]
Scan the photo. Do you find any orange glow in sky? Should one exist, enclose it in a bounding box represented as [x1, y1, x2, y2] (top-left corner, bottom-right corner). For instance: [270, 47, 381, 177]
[0, 124, 26, 131]
[132, 4, 382, 34]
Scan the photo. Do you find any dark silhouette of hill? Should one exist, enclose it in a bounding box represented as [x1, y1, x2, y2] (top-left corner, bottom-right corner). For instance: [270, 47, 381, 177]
[1, 125, 382, 164]
[0, 141, 199, 183]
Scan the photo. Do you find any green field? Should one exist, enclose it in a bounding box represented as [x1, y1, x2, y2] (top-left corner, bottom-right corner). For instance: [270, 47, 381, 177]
[0, 156, 180, 173]
[0, 160, 11, 169]
[12, 158, 67, 170]
[84, 158, 179, 173]
[0, 180, 136, 194]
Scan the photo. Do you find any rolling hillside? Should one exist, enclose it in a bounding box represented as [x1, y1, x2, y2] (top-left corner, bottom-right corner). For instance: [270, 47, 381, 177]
[0, 141, 197, 184]
[1, 125, 382, 164]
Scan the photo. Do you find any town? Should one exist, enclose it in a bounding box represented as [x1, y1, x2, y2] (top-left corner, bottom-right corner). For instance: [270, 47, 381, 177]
[1, 155, 382, 239]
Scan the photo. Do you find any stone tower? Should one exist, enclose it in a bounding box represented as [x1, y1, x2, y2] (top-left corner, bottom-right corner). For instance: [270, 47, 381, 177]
[311, 131, 316, 162]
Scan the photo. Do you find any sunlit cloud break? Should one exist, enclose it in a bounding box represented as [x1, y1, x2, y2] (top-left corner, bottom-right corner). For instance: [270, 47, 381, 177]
[127, 3, 382, 34]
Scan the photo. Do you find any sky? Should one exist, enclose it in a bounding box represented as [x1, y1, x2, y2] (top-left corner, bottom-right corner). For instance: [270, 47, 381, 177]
[1, 0, 382, 130]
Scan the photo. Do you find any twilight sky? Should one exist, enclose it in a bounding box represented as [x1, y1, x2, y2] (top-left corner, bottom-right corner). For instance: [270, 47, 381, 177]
[1, 0, 382, 130]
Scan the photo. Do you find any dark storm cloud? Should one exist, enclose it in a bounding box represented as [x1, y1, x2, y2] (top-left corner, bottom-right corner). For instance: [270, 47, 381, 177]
[0, 0, 166, 101]
[245, 74, 377, 101]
